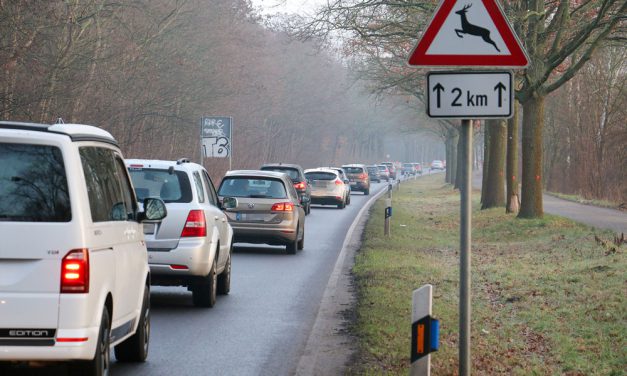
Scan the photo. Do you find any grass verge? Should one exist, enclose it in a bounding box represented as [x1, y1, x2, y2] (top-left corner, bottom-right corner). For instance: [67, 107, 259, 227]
[349, 174, 625, 375]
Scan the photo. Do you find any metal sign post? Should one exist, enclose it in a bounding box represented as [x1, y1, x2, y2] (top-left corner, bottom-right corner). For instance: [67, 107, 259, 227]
[459, 119, 472, 375]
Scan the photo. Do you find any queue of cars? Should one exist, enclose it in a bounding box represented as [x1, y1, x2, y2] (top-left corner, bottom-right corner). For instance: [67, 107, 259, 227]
[0, 120, 437, 375]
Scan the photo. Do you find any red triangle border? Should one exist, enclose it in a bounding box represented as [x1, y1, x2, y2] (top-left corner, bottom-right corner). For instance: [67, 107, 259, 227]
[408, 0, 529, 67]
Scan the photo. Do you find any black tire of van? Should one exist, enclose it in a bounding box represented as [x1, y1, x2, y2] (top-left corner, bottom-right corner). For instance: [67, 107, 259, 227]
[193, 258, 217, 307]
[72, 307, 110, 376]
[115, 287, 150, 361]
[364, 188, 370, 195]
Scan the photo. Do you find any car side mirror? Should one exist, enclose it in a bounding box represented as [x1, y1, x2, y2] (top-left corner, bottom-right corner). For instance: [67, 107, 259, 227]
[139, 198, 167, 221]
[222, 196, 238, 210]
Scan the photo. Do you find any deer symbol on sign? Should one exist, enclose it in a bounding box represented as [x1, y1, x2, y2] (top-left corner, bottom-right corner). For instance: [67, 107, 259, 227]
[454, 4, 500, 52]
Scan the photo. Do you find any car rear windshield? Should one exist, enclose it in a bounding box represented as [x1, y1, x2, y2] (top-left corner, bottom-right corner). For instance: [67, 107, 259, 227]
[128, 168, 192, 203]
[260, 167, 300, 181]
[367, 167, 378, 173]
[305, 172, 336, 181]
[0, 143, 71, 222]
[218, 177, 287, 199]
[343, 167, 364, 174]
[377, 166, 387, 171]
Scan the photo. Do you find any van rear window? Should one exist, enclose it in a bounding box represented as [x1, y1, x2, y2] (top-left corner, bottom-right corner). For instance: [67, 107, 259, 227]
[343, 167, 364, 174]
[0, 143, 71, 222]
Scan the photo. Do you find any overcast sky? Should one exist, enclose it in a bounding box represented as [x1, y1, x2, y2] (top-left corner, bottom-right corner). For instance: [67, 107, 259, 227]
[250, 0, 327, 15]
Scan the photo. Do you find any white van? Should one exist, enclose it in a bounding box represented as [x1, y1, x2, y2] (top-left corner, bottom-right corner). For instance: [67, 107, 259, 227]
[0, 122, 166, 375]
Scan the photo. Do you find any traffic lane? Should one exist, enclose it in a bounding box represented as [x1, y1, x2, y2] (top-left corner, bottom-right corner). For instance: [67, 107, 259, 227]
[111, 182, 388, 376]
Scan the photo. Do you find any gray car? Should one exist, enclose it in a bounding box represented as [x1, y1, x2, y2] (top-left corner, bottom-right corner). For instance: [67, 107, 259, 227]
[218, 170, 305, 254]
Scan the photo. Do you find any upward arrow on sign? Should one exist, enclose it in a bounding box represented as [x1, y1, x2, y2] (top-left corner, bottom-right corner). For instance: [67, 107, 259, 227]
[408, 0, 529, 67]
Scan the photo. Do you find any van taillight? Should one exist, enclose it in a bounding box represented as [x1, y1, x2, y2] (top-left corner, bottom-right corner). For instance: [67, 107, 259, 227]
[61, 249, 89, 294]
[335, 179, 343, 185]
[271, 202, 294, 212]
[358, 173, 367, 179]
[181, 210, 206, 237]
[294, 181, 306, 190]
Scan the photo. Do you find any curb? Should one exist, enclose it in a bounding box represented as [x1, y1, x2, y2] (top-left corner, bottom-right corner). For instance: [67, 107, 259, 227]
[295, 185, 389, 375]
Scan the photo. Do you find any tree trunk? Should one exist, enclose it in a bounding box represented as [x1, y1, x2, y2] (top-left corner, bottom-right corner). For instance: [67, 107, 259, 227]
[480, 123, 490, 204]
[482, 119, 507, 209]
[519, 95, 545, 218]
[454, 132, 463, 189]
[506, 101, 520, 213]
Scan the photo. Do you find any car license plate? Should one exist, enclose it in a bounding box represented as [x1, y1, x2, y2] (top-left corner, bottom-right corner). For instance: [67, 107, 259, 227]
[237, 213, 266, 221]
[143, 223, 155, 235]
[350, 182, 357, 186]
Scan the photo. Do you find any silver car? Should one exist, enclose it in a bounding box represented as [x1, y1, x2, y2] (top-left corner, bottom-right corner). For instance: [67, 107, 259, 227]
[218, 170, 305, 254]
[126, 158, 234, 308]
[305, 168, 348, 209]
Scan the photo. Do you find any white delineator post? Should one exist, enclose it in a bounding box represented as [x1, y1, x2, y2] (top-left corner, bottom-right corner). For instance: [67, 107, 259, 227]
[411, 284, 433, 376]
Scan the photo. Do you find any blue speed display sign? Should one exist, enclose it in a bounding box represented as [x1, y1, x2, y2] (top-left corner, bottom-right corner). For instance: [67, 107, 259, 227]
[201, 116, 232, 158]
[426, 71, 513, 119]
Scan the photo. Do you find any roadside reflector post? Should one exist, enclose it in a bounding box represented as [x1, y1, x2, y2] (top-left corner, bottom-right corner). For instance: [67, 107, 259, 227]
[387, 183, 393, 199]
[411, 284, 438, 376]
[384, 198, 392, 236]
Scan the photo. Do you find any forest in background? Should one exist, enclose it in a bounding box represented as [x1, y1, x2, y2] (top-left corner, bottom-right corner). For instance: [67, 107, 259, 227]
[0, 0, 443, 180]
[1, 0, 624, 204]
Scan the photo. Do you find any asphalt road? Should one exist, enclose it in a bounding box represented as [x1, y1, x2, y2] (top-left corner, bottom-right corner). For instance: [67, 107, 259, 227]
[113, 182, 387, 376]
[1, 181, 389, 376]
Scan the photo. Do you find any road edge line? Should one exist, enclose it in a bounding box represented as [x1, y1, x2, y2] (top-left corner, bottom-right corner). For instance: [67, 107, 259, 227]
[295, 185, 388, 375]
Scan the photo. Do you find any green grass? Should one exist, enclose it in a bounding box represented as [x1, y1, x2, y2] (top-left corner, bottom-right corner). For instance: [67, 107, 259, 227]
[349, 175, 626, 375]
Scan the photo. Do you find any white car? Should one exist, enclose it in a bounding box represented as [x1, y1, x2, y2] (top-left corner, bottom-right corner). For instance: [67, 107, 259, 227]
[126, 159, 235, 307]
[0, 122, 166, 374]
[305, 168, 348, 209]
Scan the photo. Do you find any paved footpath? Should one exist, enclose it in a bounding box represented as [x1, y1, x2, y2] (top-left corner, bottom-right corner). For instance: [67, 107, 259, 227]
[473, 172, 626, 234]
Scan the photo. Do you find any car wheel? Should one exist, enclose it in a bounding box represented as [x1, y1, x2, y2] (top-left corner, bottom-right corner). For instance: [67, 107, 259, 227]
[297, 229, 304, 250]
[306, 202, 311, 215]
[364, 189, 370, 195]
[286, 226, 298, 254]
[192, 258, 217, 308]
[337, 200, 345, 209]
[217, 250, 231, 295]
[346, 195, 351, 205]
[115, 286, 150, 362]
[73, 307, 110, 376]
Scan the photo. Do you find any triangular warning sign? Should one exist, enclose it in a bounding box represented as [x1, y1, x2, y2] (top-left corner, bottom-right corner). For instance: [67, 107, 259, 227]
[408, 0, 529, 67]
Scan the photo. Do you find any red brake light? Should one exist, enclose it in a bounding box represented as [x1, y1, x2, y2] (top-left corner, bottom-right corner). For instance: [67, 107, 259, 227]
[294, 181, 306, 190]
[61, 249, 89, 293]
[181, 210, 206, 237]
[271, 202, 294, 212]
[335, 179, 343, 185]
[359, 173, 367, 179]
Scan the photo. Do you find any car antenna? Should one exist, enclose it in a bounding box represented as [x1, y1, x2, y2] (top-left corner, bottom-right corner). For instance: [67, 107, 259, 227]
[55, 117, 65, 124]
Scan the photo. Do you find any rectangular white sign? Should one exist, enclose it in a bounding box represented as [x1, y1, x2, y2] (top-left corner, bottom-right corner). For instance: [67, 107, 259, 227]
[426, 71, 512, 119]
[201, 116, 231, 158]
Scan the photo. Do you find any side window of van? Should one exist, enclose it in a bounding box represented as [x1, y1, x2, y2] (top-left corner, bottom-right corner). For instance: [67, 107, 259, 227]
[80, 147, 127, 222]
[114, 155, 137, 220]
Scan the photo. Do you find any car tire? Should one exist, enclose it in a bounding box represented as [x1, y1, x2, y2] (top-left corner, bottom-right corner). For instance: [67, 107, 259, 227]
[346, 195, 351, 205]
[306, 202, 311, 215]
[217, 250, 231, 295]
[286, 226, 298, 255]
[115, 286, 150, 362]
[364, 189, 370, 195]
[192, 258, 217, 308]
[73, 307, 110, 376]
[297, 229, 304, 250]
[337, 200, 345, 209]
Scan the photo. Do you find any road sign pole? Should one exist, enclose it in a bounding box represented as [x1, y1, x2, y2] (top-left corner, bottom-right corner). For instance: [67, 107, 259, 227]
[459, 119, 472, 376]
